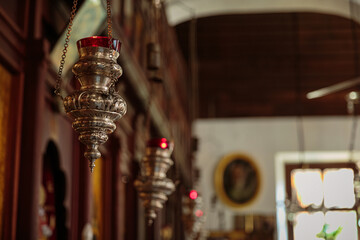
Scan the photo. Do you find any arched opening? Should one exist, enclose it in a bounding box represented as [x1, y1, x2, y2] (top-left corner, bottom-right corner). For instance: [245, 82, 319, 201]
[38, 141, 68, 239]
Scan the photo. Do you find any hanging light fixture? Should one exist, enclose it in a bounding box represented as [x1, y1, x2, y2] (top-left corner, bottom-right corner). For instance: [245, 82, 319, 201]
[134, 0, 176, 225]
[182, 190, 205, 240]
[134, 138, 175, 225]
[54, 0, 127, 172]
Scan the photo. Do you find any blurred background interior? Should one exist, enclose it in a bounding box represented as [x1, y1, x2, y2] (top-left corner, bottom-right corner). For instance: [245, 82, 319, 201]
[2, 0, 360, 239]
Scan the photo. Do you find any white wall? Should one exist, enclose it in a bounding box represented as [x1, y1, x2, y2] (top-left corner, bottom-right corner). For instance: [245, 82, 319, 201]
[194, 117, 358, 231]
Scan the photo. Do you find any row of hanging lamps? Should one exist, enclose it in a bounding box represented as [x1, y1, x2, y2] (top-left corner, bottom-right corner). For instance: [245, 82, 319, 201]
[54, 0, 127, 172]
[134, 0, 176, 225]
[53, 0, 177, 224]
[49, 0, 181, 231]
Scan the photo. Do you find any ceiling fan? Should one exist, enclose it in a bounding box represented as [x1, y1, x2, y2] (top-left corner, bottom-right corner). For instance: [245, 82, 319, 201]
[306, 77, 360, 114]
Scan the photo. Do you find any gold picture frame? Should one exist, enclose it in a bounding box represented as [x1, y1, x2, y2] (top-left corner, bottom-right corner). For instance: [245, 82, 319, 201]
[214, 153, 261, 208]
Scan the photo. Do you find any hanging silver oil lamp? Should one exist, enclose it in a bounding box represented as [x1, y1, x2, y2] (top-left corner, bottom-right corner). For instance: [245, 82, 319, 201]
[134, 138, 175, 224]
[63, 36, 127, 172]
[54, 0, 127, 172]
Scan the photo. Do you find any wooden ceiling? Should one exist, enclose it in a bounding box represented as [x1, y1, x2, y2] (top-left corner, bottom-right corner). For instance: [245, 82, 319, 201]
[175, 12, 360, 118]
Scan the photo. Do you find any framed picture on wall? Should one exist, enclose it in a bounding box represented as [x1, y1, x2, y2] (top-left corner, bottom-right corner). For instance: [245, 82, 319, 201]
[214, 153, 261, 208]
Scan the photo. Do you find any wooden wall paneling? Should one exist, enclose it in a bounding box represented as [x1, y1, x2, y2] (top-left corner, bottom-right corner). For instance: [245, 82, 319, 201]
[76, 144, 93, 240]
[145, 213, 162, 240]
[15, 0, 47, 234]
[162, 164, 179, 240]
[0, 0, 28, 72]
[111, 126, 133, 240]
[146, 221, 155, 240]
[4, 72, 24, 240]
[70, 135, 80, 240]
[117, 179, 126, 240]
[156, 205, 161, 240]
[175, 184, 186, 240]
[16, 38, 49, 240]
[110, 137, 122, 240]
[119, 132, 132, 240]
[101, 137, 120, 240]
[15, 3, 46, 239]
[0, 0, 29, 33]
[124, 156, 140, 240]
[145, 203, 161, 240]
[0, 2, 27, 240]
[124, 113, 146, 240]
[110, 139, 119, 240]
[0, 67, 24, 240]
[88, 92, 135, 239]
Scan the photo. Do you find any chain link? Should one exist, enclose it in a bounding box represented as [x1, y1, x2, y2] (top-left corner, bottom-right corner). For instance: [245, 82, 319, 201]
[106, 0, 117, 94]
[54, 0, 79, 99]
[55, 0, 116, 97]
[106, 0, 113, 43]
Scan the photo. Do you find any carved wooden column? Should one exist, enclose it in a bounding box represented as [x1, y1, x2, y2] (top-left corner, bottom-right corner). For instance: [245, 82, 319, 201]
[16, 38, 49, 240]
[77, 144, 93, 239]
[16, 0, 47, 237]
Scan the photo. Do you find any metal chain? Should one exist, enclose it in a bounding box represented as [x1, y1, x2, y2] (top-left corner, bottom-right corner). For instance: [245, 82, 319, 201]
[54, 0, 79, 99]
[106, 0, 113, 43]
[106, 0, 117, 94]
[349, 109, 358, 162]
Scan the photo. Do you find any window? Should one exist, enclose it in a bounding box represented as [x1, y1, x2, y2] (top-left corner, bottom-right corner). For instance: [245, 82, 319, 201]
[287, 164, 358, 240]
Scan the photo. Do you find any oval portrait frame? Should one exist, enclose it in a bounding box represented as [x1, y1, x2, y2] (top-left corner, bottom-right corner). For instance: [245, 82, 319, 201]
[214, 153, 261, 208]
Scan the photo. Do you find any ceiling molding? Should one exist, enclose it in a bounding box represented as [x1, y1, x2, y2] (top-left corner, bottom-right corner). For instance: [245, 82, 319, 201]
[165, 0, 353, 26]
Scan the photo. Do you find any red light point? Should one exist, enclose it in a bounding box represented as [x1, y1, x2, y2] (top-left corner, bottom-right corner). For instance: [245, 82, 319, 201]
[147, 138, 170, 149]
[160, 142, 168, 149]
[189, 190, 198, 200]
[195, 210, 203, 217]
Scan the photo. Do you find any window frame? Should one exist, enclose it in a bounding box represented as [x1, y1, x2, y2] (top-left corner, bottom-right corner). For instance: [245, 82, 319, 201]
[286, 162, 358, 240]
[275, 151, 360, 240]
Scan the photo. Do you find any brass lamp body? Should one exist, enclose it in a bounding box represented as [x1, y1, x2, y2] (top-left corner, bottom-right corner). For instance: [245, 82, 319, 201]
[63, 45, 127, 172]
[135, 141, 175, 224]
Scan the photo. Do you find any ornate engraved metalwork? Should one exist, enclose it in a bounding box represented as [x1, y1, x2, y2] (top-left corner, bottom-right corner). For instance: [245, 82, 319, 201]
[134, 138, 175, 224]
[63, 37, 127, 172]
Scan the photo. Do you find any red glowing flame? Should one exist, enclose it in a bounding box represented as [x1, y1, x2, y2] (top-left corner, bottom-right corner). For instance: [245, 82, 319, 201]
[189, 190, 198, 200]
